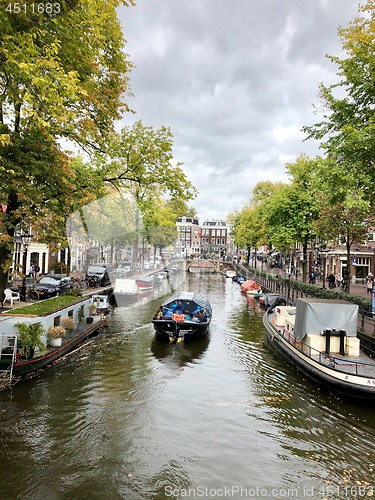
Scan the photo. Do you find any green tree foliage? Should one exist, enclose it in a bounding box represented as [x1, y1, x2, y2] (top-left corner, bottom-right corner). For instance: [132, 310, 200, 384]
[0, 0, 134, 300]
[100, 121, 197, 202]
[303, 1, 375, 197]
[313, 157, 374, 292]
[165, 199, 198, 220]
[95, 121, 197, 266]
[262, 156, 321, 281]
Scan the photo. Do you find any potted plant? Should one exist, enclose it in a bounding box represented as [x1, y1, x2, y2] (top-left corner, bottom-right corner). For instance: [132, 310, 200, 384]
[47, 326, 66, 347]
[15, 322, 46, 358]
[87, 303, 96, 323]
[77, 306, 85, 330]
[61, 317, 76, 338]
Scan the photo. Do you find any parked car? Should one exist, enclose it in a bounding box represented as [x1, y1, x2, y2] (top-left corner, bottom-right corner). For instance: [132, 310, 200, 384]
[32, 275, 73, 299]
[86, 265, 111, 287]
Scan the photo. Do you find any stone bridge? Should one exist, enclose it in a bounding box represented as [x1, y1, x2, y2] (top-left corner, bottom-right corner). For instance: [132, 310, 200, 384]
[185, 259, 235, 273]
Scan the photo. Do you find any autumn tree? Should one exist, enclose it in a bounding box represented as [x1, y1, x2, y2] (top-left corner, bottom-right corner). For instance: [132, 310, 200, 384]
[0, 0, 134, 301]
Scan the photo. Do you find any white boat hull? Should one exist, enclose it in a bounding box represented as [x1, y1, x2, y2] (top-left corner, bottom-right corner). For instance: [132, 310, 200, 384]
[263, 307, 375, 399]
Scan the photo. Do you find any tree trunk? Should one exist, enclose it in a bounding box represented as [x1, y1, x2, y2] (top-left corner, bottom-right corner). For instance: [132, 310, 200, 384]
[302, 240, 308, 283]
[346, 239, 351, 294]
[67, 246, 71, 276]
[0, 241, 13, 304]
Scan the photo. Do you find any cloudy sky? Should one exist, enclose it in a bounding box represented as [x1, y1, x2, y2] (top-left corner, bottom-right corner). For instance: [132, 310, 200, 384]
[117, 0, 359, 224]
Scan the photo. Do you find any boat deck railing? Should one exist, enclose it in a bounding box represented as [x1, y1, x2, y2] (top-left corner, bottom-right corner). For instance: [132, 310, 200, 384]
[275, 325, 375, 378]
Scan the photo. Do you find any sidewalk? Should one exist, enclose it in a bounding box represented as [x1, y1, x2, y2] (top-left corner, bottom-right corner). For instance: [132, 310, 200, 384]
[250, 265, 371, 300]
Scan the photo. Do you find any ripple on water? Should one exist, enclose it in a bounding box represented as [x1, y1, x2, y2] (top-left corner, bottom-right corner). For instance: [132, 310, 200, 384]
[1, 273, 375, 499]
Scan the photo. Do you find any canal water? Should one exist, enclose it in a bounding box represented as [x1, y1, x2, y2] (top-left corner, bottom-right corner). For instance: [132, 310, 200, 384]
[0, 273, 375, 500]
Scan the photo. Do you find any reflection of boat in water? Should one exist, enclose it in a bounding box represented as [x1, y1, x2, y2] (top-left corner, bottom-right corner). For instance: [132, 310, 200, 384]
[151, 334, 210, 369]
[263, 297, 375, 399]
[152, 292, 212, 343]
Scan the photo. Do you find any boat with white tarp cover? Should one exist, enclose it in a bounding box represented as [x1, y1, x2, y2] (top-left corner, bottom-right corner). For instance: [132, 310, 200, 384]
[263, 297, 375, 399]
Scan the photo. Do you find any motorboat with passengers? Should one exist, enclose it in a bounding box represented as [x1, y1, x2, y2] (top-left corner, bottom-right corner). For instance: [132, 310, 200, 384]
[152, 292, 212, 344]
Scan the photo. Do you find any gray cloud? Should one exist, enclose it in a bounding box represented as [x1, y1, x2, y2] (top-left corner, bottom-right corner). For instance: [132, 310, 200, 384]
[118, 0, 359, 222]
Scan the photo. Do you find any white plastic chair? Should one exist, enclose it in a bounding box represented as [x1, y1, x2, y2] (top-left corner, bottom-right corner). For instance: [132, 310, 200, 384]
[4, 289, 21, 307]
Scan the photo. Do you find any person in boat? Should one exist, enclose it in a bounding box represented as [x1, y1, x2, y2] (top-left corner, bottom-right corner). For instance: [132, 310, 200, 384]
[174, 301, 184, 314]
[153, 307, 164, 320]
[197, 310, 207, 322]
[184, 310, 192, 321]
[191, 305, 201, 315]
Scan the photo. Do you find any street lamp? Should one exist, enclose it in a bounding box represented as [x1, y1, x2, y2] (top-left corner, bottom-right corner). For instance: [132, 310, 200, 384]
[20, 232, 33, 276]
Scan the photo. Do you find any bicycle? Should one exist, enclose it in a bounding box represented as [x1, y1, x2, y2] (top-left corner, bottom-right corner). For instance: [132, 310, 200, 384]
[72, 276, 88, 291]
[26, 289, 39, 302]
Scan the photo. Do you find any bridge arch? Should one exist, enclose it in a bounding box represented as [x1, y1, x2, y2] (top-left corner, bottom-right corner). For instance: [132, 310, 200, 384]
[186, 259, 218, 273]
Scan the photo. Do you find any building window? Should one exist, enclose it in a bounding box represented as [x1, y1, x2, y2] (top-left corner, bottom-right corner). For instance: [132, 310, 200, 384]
[211, 238, 215, 244]
[222, 230, 226, 236]
[212, 230, 215, 236]
[216, 238, 220, 245]
[222, 239, 225, 245]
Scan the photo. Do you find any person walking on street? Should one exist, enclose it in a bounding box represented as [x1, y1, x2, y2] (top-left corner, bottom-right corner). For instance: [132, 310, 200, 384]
[336, 273, 342, 289]
[367, 277, 373, 295]
[28, 265, 34, 278]
[276, 272, 282, 292]
[328, 272, 336, 289]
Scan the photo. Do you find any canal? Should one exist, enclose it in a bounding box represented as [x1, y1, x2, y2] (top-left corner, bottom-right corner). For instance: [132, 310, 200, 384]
[0, 273, 374, 499]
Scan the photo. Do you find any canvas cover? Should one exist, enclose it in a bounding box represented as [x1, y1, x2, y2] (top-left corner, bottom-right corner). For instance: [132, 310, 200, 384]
[240, 280, 261, 293]
[114, 279, 139, 295]
[162, 292, 212, 316]
[294, 298, 358, 341]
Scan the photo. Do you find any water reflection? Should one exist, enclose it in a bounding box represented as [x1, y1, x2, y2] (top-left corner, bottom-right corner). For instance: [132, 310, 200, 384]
[1, 273, 375, 499]
[150, 335, 210, 374]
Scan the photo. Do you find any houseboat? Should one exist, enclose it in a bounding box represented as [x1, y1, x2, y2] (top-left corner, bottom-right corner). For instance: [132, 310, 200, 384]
[263, 297, 375, 399]
[0, 297, 103, 379]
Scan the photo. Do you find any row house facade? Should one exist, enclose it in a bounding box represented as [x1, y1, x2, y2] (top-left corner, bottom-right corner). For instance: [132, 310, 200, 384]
[200, 220, 228, 257]
[176, 217, 200, 257]
[278, 231, 375, 284]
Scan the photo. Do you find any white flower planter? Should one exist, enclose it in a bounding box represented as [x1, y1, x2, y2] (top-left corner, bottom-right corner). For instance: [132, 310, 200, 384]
[50, 337, 62, 347]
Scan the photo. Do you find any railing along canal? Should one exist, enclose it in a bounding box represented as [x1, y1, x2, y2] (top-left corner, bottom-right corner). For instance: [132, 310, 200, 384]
[232, 260, 375, 354]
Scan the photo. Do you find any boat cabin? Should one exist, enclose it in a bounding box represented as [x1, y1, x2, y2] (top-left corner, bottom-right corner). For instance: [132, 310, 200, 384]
[273, 298, 360, 357]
